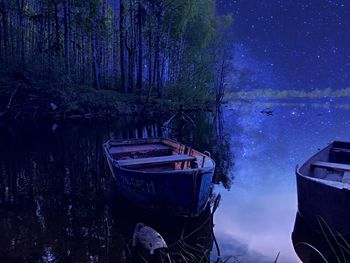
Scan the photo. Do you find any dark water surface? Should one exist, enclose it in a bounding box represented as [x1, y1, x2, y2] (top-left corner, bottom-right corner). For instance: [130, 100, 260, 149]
[1, 99, 350, 262]
[0, 115, 223, 263]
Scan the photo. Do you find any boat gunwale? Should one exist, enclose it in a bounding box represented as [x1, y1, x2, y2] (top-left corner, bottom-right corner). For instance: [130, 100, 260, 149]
[103, 137, 216, 174]
[296, 141, 350, 189]
[296, 169, 350, 190]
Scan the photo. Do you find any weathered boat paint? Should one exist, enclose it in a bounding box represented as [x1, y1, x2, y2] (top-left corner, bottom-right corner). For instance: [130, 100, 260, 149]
[103, 138, 215, 217]
[296, 141, 350, 235]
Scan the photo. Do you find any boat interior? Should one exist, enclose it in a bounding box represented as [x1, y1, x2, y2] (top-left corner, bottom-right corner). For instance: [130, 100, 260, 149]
[106, 139, 214, 172]
[302, 141, 350, 185]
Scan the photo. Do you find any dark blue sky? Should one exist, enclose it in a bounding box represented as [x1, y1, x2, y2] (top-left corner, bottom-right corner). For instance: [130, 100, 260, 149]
[217, 0, 350, 90]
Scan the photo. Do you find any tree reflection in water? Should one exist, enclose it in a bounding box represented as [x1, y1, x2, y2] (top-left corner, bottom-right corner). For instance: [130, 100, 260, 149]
[0, 113, 234, 262]
[162, 107, 235, 189]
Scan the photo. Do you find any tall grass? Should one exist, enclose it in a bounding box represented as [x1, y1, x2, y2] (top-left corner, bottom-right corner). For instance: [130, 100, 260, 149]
[295, 216, 350, 263]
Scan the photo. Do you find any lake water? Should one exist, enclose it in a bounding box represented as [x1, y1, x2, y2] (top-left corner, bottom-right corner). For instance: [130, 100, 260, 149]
[1, 98, 350, 262]
[214, 99, 350, 263]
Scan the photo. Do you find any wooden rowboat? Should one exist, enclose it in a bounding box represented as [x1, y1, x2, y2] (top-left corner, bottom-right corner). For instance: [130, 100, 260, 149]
[296, 141, 350, 235]
[103, 138, 215, 217]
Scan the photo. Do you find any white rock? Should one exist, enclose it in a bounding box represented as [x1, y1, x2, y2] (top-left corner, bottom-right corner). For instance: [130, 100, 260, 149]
[50, 102, 58, 111]
[132, 223, 167, 254]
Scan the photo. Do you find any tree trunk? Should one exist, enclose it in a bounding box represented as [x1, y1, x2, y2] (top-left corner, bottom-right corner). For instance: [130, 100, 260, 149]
[0, 0, 9, 62]
[0, 15, 2, 61]
[91, 23, 101, 90]
[63, 0, 70, 75]
[17, 0, 25, 65]
[154, 1, 164, 98]
[47, 3, 52, 74]
[161, 2, 173, 85]
[126, 30, 133, 93]
[136, 1, 142, 93]
[113, 19, 118, 90]
[126, 0, 134, 93]
[119, 0, 126, 93]
[111, 1, 118, 89]
[9, 12, 14, 57]
[53, 1, 60, 53]
[81, 29, 86, 83]
[154, 29, 161, 98]
[1, 9, 8, 59]
[100, 0, 106, 88]
[146, 4, 152, 103]
[38, 2, 45, 54]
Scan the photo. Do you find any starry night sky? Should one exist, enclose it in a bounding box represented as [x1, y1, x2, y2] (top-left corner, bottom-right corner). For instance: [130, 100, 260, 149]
[217, 0, 350, 91]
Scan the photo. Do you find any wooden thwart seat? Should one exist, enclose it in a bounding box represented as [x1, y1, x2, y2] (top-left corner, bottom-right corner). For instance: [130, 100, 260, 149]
[116, 154, 196, 167]
[331, 148, 350, 153]
[312, 161, 350, 172]
[109, 143, 171, 154]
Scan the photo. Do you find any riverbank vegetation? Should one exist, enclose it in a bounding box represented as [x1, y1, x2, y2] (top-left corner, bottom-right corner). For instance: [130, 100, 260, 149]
[226, 87, 350, 100]
[0, 0, 232, 121]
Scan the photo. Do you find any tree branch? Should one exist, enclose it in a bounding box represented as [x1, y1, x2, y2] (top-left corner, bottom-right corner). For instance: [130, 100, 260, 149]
[0, 84, 20, 119]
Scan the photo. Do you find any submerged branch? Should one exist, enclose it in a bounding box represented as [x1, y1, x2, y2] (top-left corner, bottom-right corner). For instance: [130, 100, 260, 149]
[0, 84, 19, 119]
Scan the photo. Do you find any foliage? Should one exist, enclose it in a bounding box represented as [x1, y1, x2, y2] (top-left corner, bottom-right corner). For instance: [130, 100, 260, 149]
[0, 0, 233, 115]
[0, 66, 182, 120]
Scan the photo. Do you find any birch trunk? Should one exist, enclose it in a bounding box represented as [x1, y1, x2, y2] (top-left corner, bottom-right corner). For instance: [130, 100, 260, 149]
[119, 0, 126, 93]
[63, 0, 70, 74]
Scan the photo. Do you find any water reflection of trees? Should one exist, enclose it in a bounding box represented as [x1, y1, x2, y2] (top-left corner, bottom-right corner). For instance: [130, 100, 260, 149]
[162, 108, 235, 189]
[0, 124, 115, 261]
[212, 106, 234, 189]
[0, 119, 222, 262]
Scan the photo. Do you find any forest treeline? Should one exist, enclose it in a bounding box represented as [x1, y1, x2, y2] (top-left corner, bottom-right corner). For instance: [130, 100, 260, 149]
[0, 0, 232, 113]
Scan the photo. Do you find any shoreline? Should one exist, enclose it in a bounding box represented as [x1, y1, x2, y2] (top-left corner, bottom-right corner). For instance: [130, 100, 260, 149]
[0, 86, 215, 123]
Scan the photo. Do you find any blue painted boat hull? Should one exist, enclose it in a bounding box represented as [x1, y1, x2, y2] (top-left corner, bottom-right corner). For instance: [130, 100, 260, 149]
[106, 156, 214, 216]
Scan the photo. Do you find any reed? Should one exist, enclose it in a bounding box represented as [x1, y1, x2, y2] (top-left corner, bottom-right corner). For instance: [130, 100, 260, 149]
[295, 216, 350, 263]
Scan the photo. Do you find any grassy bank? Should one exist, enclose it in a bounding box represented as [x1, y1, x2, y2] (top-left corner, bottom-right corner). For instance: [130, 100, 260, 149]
[0, 78, 214, 122]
